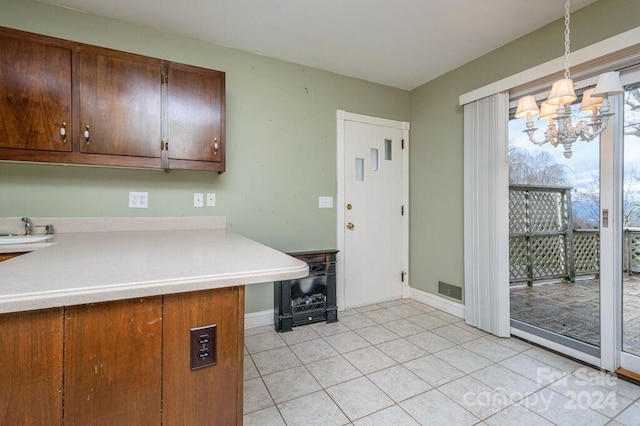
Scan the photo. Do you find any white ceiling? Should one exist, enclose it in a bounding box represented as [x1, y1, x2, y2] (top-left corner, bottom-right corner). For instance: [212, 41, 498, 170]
[42, 0, 598, 90]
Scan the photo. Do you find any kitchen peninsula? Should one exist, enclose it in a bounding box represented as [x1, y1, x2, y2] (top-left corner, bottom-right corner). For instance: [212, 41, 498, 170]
[0, 217, 308, 425]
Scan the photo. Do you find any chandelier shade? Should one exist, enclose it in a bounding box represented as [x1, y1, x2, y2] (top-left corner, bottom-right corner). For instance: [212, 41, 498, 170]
[547, 79, 577, 105]
[515, 96, 539, 119]
[539, 101, 559, 120]
[580, 89, 602, 112]
[593, 71, 624, 97]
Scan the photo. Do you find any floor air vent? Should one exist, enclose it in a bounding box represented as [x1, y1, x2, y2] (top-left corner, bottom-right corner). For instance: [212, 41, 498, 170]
[438, 281, 462, 300]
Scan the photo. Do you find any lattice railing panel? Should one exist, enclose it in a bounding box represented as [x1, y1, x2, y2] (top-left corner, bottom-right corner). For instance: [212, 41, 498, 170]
[509, 186, 572, 283]
[529, 192, 563, 232]
[624, 230, 640, 274]
[509, 236, 529, 280]
[574, 231, 599, 274]
[509, 191, 528, 234]
[531, 235, 567, 278]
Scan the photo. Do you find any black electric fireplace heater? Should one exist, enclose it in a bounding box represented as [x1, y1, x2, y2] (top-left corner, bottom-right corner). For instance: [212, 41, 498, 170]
[274, 250, 338, 332]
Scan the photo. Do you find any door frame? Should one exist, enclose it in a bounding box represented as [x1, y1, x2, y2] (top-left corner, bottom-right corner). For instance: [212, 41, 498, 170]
[461, 25, 640, 372]
[336, 110, 410, 310]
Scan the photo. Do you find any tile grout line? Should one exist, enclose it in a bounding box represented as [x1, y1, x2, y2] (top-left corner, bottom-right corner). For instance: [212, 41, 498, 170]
[244, 300, 640, 425]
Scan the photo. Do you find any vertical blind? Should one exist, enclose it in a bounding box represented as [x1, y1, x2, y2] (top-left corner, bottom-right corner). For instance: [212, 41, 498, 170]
[463, 92, 510, 336]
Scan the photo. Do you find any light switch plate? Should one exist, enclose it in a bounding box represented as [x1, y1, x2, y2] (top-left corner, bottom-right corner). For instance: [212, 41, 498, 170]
[206, 193, 216, 207]
[128, 191, 148, 208]
[318, 196, 333, 208]
[193, 193, 204, 208]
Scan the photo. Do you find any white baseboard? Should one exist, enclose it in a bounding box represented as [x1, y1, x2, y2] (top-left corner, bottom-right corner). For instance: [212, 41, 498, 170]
[244, 309, 274, 329]
[402, 283, 411, 299]
[244, 288, 465, 330]
[409, 287, 465, 319]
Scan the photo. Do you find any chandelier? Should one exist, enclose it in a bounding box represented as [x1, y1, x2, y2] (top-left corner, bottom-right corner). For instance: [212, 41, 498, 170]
[515, 0, 623, 159]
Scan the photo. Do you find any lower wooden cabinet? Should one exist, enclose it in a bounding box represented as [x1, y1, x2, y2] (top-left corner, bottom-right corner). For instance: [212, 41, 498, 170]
[0, 252, 25, 262]
[0, 287, 244, 426]
[163, 287, 244, 425]
[0, 308, 63, 426]
[64, 298, 163, 426]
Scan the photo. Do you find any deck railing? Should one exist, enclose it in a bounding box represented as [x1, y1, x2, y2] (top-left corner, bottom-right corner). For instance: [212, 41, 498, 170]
[625, 228, 640, 274]
[509, 185, 574, 285]
[509, 185, 640, 284]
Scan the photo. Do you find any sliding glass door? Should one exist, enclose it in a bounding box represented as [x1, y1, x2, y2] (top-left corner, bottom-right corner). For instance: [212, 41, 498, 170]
[508, 98, 602, 360]
[508, 66, 640, 376]
[620, 78, 640, 375]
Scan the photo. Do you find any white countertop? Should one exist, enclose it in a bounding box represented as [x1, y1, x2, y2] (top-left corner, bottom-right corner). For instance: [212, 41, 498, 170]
[0, 229, 309, 314]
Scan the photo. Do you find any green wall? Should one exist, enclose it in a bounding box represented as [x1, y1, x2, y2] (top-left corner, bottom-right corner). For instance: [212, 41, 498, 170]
[0, 0, 410, 313]
[3, 0, 639, 313]
[409, 0, 640, 302]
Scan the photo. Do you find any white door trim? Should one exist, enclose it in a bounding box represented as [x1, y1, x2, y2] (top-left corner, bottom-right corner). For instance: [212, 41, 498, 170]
[336, 110, 410, 310]
[599, 92, 624, 372]
[459, 26, 640, 105]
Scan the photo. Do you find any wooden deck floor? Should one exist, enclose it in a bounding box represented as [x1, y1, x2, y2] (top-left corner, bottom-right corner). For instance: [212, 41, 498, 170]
[510, 275, 640, 355]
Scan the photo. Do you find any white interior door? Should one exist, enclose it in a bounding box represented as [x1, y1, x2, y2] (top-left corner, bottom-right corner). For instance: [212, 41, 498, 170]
[339, 115, 407, 308]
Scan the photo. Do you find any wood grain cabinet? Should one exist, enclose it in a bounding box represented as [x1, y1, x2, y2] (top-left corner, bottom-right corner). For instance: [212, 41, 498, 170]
[0, 308, 64, 426]
[0, 287, 244, 425]
[0, 27, 225, 173]
[0, 33, 72, 153]
[77, 47, 163, 161]
[166, 63, 225, 171]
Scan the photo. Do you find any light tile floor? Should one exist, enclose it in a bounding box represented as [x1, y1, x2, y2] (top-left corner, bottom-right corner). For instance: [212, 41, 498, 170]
[244, 299, 640, 425]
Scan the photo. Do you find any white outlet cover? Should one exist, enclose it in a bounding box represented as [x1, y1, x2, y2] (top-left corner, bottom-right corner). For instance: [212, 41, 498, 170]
[318, 196, 333, 208]
[206, 193, 216, 207]
[194, 193, 204, 208]
[129, 191, 148, 209]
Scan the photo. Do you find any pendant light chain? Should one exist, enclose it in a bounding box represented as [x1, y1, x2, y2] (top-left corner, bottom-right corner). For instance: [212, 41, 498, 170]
[563, 0, 571, 79]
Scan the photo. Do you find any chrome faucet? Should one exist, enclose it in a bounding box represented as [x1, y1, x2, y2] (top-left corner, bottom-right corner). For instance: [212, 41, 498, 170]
[21, 217, 33, 235]
[36, 224, 55, 235]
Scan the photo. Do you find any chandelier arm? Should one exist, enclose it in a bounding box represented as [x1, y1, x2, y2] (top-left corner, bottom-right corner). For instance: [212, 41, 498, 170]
[522, 127, 548, 146]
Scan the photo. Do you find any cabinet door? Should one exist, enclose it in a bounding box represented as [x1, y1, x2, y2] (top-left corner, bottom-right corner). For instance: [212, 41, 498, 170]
[0, 308, 63, 425]
[64, 298, 162, 426]
[0, 34, 71, 152]
[167, 63, 225, 169]
[77, 48, 162, 158]
[163, 287, 243, 425]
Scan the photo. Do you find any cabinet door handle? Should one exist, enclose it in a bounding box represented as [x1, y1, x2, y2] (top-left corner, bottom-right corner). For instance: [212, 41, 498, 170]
[60, 122, 67, 142]
[83, 125, 90, 143]
[213, 138, 219, 152]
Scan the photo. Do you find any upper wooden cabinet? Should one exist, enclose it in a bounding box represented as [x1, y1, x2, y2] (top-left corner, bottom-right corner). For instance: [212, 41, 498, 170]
[77, 48, 162, 159]
[0, 33, 72, 152]
[167, 63, 225, 171]
[0, 27, 226, 173]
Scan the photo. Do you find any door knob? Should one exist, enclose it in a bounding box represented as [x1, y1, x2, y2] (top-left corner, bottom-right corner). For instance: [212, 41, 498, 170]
[346, 222, 354, 230]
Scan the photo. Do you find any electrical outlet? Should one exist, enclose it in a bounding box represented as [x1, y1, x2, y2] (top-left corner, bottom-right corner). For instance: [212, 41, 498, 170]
[206, 193, 216, 207]
[318, 196, 333, 208]
[190, 324, 217, 370]
[193, 193, 204, 208]
[128, 191, 148, 208]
